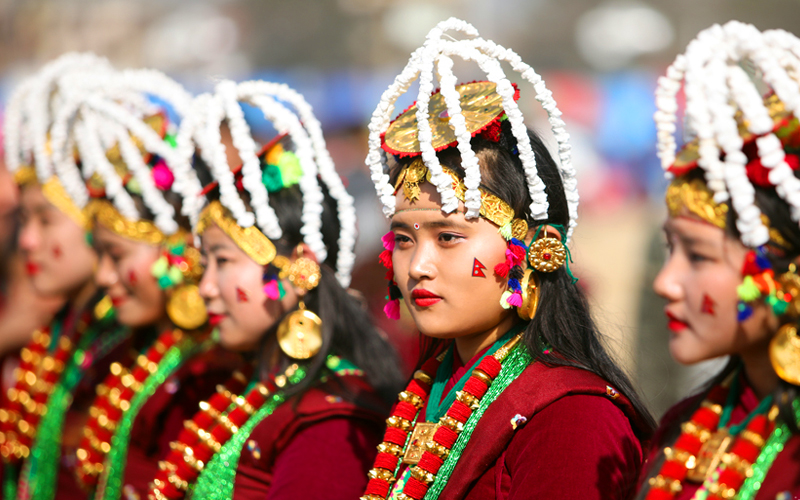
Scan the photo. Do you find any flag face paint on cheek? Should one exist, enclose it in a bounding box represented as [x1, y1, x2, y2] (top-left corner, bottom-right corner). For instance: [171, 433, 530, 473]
[128, 270, 137, 286]
[472, 258, 487, 278]
[236, 287, 249, 303]
[53, 245, 62, 259]
[701, 294, 716, 316]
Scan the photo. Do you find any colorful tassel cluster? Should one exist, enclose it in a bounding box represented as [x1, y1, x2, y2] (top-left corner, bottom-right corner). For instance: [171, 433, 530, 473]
[736, 246, 789, 321]
[151, 242, 190, 290]
[495, 238, 527, 309]
[262, 270, 286, 301]
[380, 231, 402, 320]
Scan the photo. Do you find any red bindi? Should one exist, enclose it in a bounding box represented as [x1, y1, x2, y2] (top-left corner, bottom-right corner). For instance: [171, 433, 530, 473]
[472, 258, 487, 278]
[701, 294, 716, 316]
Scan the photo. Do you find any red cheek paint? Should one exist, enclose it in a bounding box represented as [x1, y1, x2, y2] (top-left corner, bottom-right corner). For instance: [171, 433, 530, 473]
[128, 270, 137, 286]
[236, 287, 249, 303]
[52, 245, 62, 259]
[472, 258, 487, 278]
[701, 294, 716, 315]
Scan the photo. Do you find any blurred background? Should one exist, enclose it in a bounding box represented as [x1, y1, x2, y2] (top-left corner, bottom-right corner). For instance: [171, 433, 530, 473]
[1, 0, 797, 418]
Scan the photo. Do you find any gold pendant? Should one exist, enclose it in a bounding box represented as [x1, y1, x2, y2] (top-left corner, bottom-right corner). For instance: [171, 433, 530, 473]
[166, 285, 208, 330]
[402, 422, 439, 465]
[686, 429, 732, 483]
[276, 308, 323, 360]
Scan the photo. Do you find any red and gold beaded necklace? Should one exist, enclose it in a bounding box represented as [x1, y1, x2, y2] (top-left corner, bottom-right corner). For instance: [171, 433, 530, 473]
[75, 328, 184, 489]
[0, 325, 74, 462]
[362, 334, 521, 500]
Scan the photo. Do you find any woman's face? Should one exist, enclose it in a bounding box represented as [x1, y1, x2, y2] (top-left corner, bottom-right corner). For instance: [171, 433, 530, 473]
[93, 224, 166, 328]
[199, 224, 295, 351]
[18, 184, 96, 296]
[390, 182, 514, 341]
[653, 215, 778, 364]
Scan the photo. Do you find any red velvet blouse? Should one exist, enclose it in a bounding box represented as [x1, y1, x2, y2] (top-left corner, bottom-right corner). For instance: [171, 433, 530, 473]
[642, 376, 800, 499]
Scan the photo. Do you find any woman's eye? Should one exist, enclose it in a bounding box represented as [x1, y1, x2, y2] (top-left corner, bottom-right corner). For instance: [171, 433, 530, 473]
[688, 252, 710, 263]
[439, 233, 463, 244]
[394, 234, 412, 246]
[215, 256, 229, 266]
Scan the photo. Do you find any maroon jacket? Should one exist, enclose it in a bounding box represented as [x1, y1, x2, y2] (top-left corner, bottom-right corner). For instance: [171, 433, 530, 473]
[232, 374, 387, 500]
[641, 377, 800, 499]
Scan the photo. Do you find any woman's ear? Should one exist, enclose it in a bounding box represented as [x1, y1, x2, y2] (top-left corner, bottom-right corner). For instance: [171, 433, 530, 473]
[523, 224, 562, 247]
[290, 243, 319, 264]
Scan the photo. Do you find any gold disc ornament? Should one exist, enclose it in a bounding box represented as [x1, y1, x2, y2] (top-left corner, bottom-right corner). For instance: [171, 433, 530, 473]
[277, 303, 323, 360]
[528, 236, 566, 273]
[383, 81, 507, 155]
[770, 323, 800, 385]
[166, 284, 208, 330]
[516, 268, 540, 321]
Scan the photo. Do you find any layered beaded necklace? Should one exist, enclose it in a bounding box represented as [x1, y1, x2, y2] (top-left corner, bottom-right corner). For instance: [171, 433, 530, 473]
[149, 355, 361, 500]
[75, 328, 204, 500]
[4, 304, 129, 500]
[362, 329, 530, 500]
[645, 369, 800, 500]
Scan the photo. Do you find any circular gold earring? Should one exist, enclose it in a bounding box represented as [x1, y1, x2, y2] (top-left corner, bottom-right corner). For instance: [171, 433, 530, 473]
[166, 284, 208, 330]
[275, 246, 323, 359]
[516, 268, 540, 321]
[528, 235, 566, 273]
[770, 323, 800, 385]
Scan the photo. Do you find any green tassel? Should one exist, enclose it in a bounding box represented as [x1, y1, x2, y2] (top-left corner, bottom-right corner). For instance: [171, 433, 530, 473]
[165, 133, 177, 149]
[737, 276, 762, 302]
[85, 231, 94, 247]
[169, 242, 185, 256]
[151, 256, 169, 278]
[168, 266, 184, 286]
[262, 164, 284, 193]
[278, 281, 286, 300]
[498, 222, 513, 240]
[278, 152, 303, 187]
[126, 177, 142, 194]
[157, 275, 172, 289]
[769, 294, 789, 316]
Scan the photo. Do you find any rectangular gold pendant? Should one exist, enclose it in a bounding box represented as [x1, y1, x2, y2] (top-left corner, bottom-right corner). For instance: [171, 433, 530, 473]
[686, 429, 732, 483]
[402, 422, 439, 465]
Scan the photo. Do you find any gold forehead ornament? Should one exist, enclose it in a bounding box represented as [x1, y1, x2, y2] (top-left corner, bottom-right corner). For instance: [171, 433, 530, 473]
[195, 201, 277, 266]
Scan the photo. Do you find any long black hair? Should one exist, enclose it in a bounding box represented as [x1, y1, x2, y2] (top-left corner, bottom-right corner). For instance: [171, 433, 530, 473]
[636, 165, 800, 497]
[196, 150, 405, 406]
[391, 119, 656, 436]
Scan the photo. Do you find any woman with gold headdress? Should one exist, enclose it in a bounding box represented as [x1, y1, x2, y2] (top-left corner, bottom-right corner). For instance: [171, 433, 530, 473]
[42, 66, 241, 500]
[360, 18, 654, 500]
[0, 54, 132, 500]
[144, 79, 404, 500]
[638, 22, 800, 500]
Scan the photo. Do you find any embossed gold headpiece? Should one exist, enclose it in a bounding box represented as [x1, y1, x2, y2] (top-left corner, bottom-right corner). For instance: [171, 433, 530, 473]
[85, 199, 184, 246]
[195, 201, 277, 266]
[394, 158, 529, 240]
[15, 166, 87, 227]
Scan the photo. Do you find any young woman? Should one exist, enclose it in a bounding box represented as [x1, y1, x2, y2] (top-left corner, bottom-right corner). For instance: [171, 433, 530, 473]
[360, 18, 654, 500]
[638, 22, 800, 499]
[0, 54, 134, 500]
[45, 68, 240, 500]
[144, 80, 403, 500]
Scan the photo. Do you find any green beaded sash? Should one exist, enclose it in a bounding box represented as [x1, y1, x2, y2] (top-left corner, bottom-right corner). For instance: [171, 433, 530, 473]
[94, 339, 203, 500]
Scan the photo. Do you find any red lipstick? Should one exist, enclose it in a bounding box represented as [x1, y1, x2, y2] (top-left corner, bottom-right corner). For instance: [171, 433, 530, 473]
[208, 313, 226, 326]
[110, 296, 126, 307]
[666, 311, 688, 332]
[25, 261, 39, 276]
[411, 289, 441, 307]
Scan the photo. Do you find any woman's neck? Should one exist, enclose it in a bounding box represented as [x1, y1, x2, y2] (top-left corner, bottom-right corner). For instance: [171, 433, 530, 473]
[739, 341, 780, 400]
[68, 279, 98, 314]
[453, 314, 519, 364]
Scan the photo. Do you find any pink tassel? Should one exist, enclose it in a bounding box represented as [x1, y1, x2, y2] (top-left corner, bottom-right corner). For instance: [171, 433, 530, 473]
[382, 231, 395, 252]
[506, 291, 523, 307]
[508, 244, 526, 264]
[384, 299, 401, 320]
[263, 280, 280, 300]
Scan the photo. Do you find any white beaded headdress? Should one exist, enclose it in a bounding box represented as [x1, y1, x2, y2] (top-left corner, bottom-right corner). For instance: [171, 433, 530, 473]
[4, 52, 113, 184]
[181, 80, 357, 287]
[655, 21, 800, 247]
[48, 67, 197, 236]
[366, 18, 579, 241]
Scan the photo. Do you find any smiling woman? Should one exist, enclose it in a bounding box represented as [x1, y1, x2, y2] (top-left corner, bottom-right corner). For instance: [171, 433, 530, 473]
[361, 18, 655, 500]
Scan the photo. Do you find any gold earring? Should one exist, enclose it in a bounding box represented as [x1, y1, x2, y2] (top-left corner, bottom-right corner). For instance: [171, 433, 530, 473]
[167, 284, 208, 330]
[770, 323, 800, 385]
[528, 235, 566, 273]
[275, 245, 323, 359]
[277, 300, 323, 360]
[778, 264, 800, 318]
[517, 268, 540, 321]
